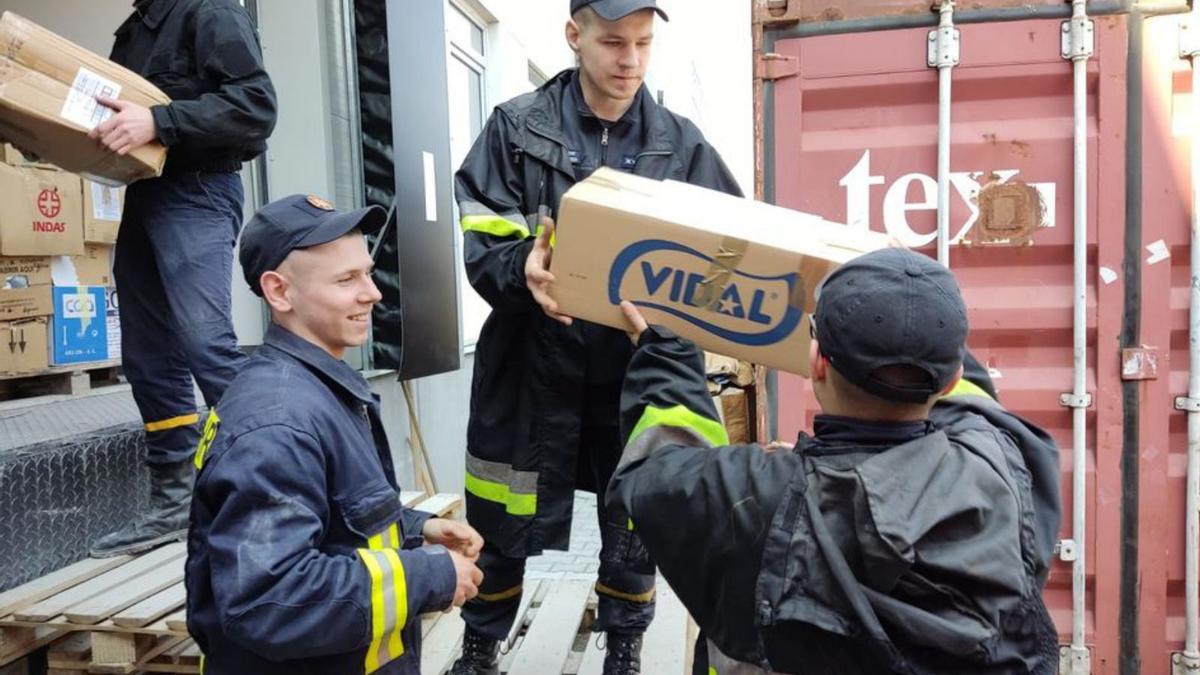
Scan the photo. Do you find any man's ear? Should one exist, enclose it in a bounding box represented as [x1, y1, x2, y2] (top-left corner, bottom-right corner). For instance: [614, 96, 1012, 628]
[260, 271, 292, 314]
[938, 365, 966, 397]
[565, 18, 581, 52]
[810, 339, 828, 382]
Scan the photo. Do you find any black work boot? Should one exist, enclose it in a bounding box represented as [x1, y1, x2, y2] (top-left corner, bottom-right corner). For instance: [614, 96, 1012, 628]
[448, 627, 500, 675]
[603, 632, 643, 675]
[90, 461, 193, 558]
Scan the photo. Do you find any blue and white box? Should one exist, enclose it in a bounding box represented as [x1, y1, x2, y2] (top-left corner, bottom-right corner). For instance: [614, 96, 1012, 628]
[50, 286, 107, 366]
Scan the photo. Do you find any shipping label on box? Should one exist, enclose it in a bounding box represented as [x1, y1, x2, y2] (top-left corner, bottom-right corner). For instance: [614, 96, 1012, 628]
[550, 169, 892, 376]
[0, 317, 48, 373]
[50, 285, 106, 365]
[51, 243, 112, 286]
[0, 285, 51, 320]
[83, 180, 122, 243]
[0, 163, 84, 256]
[0, 256, 50, 287]
[105, 286, 119, 361]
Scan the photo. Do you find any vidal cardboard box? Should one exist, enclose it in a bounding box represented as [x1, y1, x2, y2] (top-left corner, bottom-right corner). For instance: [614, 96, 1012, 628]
[0, 317, 47, 373]
[49, 285, 107, 365]
[549, 168, 891, 376]
[0, 12, 169, 185]
[0, 162, 83, 256]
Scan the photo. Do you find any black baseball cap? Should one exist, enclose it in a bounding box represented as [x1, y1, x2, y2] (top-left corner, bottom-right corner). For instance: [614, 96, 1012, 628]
[570, 0, 668, 21]
[812, 248, 968, 403]
[239, 194, 386, 297]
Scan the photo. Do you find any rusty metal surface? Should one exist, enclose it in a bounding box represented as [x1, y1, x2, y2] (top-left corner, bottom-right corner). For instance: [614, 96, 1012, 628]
[755, 0, 1080, 26]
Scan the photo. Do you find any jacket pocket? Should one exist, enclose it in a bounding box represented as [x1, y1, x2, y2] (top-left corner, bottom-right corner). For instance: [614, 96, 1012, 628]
[334, 482, 404, 545]
[144, 52, 197, 100]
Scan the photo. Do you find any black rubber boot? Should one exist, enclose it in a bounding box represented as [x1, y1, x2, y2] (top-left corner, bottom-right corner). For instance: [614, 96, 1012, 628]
[89, 461, 192, 558]
[603, 632, 643, 675]
[448, 627, 501, 675]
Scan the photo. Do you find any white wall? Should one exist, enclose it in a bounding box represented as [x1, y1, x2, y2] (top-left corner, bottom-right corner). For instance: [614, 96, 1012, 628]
[0, 0, 131, 56]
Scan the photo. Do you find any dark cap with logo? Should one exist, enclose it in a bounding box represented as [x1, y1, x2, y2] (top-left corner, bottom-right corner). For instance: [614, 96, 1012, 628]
[570, 0, 668, 21]
[812, 248, 968, 403]
[239, 194, 386, 297]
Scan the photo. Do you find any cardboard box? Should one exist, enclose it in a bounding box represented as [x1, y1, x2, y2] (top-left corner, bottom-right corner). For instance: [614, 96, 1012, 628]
[2, 142, 54, 169]
[0, 12, 169, 185]
[550, 168, 892, 375]
[713, 389, 750, 445]
[52, 244, 112, 286]
[0, 255, 50, 287]
[49, 285, 107, 365]
[0, 163, 84, 256]
[0, 285, 51, 320]
[105, 286, 119, 361]
[83, 180, 122, 243]
[0, 317, 47, 373]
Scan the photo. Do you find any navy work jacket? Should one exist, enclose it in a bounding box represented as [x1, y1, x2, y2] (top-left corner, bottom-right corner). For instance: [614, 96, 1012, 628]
[185, 324, 456, 675]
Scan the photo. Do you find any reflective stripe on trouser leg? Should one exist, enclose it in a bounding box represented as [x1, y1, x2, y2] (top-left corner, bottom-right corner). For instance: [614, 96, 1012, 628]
[461, 544, 527, 640]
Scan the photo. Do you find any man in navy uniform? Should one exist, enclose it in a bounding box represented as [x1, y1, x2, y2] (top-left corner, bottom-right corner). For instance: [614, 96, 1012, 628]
[185, 195, 484, 674]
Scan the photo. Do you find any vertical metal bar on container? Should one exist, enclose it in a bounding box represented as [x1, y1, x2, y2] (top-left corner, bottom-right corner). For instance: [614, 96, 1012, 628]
[933, 1, 957, 267]
[1066, 0, 1093, 670]
[1183, 6, 1200, 666]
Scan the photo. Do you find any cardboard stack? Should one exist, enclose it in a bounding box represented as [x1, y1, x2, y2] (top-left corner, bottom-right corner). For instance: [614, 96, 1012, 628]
[0, 12, 168, 186]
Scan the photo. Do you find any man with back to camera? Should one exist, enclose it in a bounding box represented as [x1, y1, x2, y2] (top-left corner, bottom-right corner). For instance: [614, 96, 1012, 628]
[609, 247, 1062, 674]
[451, 1, 742, 673]
[89, 0, 278, 557]
[184, 194, 484, 674]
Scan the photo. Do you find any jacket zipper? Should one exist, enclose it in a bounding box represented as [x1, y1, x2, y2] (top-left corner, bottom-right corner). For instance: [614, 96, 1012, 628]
[601, 126, 610, 166]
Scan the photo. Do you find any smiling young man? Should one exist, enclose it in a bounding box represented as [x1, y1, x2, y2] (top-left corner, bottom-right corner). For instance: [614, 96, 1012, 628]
[185, 195, 484, 674]
[451, 1, 742, 673]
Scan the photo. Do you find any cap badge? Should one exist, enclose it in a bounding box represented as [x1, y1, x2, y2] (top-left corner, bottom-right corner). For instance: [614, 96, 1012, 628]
[306, 194, 334, 211]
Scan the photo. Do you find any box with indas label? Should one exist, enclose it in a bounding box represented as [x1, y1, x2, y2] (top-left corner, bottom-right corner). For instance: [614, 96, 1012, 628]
[0, 12, 169, 186]
[549, 168, 892, 376]
[0, 163, 83, 256]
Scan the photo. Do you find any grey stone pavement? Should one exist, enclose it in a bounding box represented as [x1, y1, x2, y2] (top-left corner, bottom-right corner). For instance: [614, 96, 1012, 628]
[526, 490, 603, 579]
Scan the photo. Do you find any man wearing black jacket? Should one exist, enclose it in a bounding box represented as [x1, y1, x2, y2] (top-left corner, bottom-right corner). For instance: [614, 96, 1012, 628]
[89, 0, 277, 558]
[610, 248, 1061, 674]
[451, 0, 741, 672]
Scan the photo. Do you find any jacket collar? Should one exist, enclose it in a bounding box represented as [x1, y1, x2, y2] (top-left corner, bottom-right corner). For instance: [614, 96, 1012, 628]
[262, 324, 376, 405]
[131, 0, 180, 31]
[568, 69, 643, 127]
[803, 415, 935, 455]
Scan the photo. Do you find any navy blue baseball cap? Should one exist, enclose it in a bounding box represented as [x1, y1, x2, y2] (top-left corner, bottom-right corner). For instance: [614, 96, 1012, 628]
[570, 0, 668, 21]
[812, 248, 968, 403]
[239, 194, 386, 297]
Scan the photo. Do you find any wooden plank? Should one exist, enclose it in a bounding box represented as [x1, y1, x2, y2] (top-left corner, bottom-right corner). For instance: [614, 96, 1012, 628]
[0, 555, 134, 618]
[504, 579, 543, 647]
[499, 580, 552, 673]
[413, 494, 462, 518]
[506, 580, 591, 675]
[110, 583, 186, 628]
[577, 633, 605, 675]
[419, 607, 463, 675]
[146, 607, 187, 634]
[399, 491, 426, 508]
[92, 636, 185, 675]
[46, 632, 92, 661]
[1, 625, 69, 667]
[165, 611, 188, 634]
[64, 556, 185, 625]
[17, 545, 185, 623]
[640, 582, 688, 675]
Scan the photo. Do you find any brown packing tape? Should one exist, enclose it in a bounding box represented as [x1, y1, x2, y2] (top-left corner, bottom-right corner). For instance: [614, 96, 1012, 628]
[791, 255, 836, 315]
[694, 235, 750, 312]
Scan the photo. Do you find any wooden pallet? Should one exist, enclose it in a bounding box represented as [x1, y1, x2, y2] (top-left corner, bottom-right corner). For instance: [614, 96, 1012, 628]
[0, 492, 463, 672]
[0, 360, 122, 400]
[420, 578, 692, 675]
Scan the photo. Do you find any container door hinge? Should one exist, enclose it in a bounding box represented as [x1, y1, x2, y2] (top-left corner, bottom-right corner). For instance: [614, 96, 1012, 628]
[1175, 396, 1200, 413]
[1172, 652, 1200, 675]
[926, 24, 960, 68]
[1060, 646, 1092, 675]
[755, 52, 799, 81]
[1181, 19, 1199, 60]
[1056, 538, 1078, 562]
[1060, 393, 1093, 409]
[1061, 16, 1096, 61]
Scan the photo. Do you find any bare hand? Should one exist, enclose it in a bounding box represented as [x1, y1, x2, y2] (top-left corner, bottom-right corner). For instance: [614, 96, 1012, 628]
[763, 440, 795, 454]
[619, 300, 649, 345]
[88, 97, 157, 156]
[448, 550, 483, 609]
[525, 216, 572, 326]
[422, 518, 483, 562]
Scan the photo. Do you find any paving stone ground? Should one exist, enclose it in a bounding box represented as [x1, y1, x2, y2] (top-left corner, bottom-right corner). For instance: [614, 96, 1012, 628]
[526, 490, 602, 579]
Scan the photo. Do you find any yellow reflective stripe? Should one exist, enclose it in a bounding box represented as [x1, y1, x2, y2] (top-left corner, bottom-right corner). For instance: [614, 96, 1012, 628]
[358, 550, 388, 673]
[477, 583, 523, 603]
[465, 472, 537, 516]
[626, 517, 634, 532]
[627, 404, 729, 448]
[146, 413, 200, 433]
[381, 549, 407, 661]
[709, 668, 718, 675]
[595, 582, 656, 604]
[368, 522, 400, 550]
[461, 214, 530, 239]
[193, 410, 220, 471]
[942, 378, 994, 401]
[534, 223, 558, 248]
